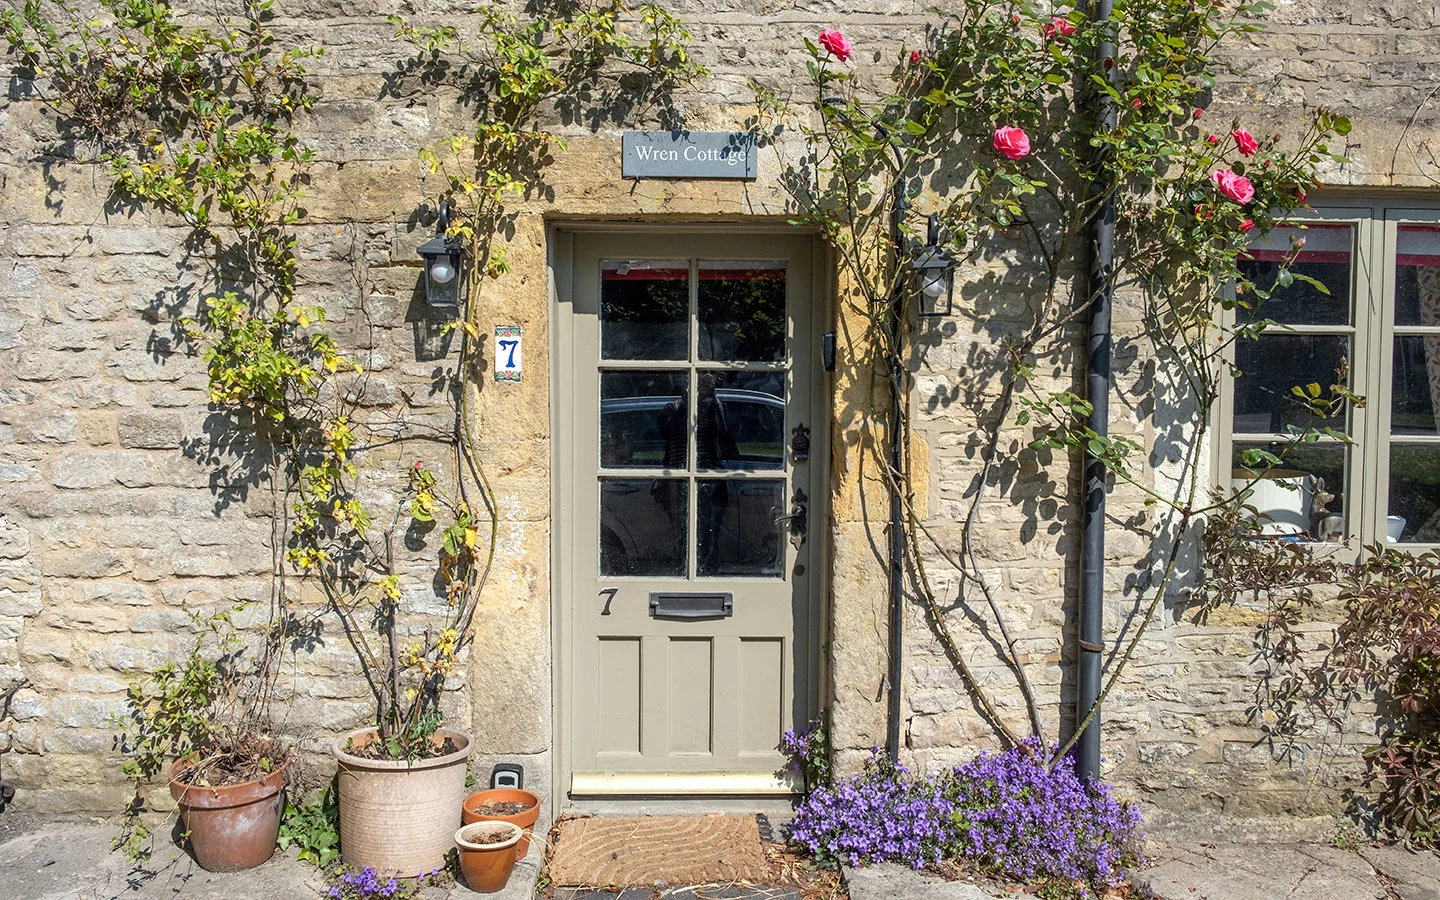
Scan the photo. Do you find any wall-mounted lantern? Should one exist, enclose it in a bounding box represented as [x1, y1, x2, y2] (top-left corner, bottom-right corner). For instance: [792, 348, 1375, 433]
[417, 201, 466, 308]
[911, 213, 957, 317]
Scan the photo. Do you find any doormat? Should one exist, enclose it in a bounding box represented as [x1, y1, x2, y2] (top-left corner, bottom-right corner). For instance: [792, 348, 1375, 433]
[546, 814, 770, 887]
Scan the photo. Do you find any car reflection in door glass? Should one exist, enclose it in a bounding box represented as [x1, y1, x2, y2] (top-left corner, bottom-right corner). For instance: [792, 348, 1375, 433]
[599, 374, 786, 578]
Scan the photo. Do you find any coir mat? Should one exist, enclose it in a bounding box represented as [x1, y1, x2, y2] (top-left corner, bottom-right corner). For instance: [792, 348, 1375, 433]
[544, 814, 771, 887]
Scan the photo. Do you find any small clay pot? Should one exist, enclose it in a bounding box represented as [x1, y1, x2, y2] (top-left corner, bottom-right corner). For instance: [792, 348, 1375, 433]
[168, 757, 289, 872]
[461, 788, 540, 859]
[454, 821, 522, 893]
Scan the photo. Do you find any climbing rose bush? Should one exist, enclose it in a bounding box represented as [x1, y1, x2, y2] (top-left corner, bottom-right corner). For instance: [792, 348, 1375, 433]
[788, 742, 1143, 895]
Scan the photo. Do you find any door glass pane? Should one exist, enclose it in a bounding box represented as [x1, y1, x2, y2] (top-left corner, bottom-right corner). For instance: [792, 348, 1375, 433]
[698, 261, 786, 362]
[697, 370, 785, 471]
[1395, 225, 1440, 327]
[696, 478, 785, 577]
[602, 259, 689, 360]
[1232, 442, 1347, 541]
[600, 478, 687, 576]
[1391, 336, 1440, 436]
[601, 371, 688, 468]
[1389, 444, 1440, 543]
[1233, 334, 1351, 433]
[1238, 224, 1352, 326]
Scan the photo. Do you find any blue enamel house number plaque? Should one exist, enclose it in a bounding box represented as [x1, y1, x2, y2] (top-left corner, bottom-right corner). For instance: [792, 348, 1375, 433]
[622, 131, 758, 180]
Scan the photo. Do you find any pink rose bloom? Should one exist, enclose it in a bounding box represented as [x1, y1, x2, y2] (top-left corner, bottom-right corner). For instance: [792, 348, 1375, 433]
[992, 126, 1031, 160]
[1211, 168, 1255, 205]
[1206, 134, 1219, 144]
[1295, 188, 1309, 204]
[909, 49, 922, 66]
[1043, 17, 1076, 39]
[1231, 128, 1259, 156]
[818, 29, 853, 61]
[1240, 219, 1255, 232]
[1193, 108, 1204, 120]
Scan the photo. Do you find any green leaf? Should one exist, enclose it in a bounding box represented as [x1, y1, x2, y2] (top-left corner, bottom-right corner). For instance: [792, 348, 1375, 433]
[1290, 272, 1331, 295]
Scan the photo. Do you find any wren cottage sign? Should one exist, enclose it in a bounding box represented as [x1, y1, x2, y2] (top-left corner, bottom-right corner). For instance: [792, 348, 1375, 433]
[621, 130, 758, 179]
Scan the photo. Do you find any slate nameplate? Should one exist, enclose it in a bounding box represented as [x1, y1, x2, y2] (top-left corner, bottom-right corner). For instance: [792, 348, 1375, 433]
[622, 130, 758, 180]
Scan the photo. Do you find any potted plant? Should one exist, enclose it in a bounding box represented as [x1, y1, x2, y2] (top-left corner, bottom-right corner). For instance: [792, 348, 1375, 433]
[117, 609, 293, 871]
[305, 463, 491, 874]
[454, 821, 523, 893]
[462, 787, 541, 859]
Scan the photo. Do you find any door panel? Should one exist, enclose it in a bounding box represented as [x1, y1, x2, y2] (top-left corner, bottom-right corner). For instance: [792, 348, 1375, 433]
[563, 232, 816, 792]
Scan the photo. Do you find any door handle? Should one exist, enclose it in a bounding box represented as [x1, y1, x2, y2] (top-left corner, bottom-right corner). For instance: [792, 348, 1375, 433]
[774, 487, 808, 550]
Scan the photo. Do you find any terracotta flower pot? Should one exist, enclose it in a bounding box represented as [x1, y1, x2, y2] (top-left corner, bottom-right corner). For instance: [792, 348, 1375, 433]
[462, 788, 540, 860]
[167, 757, 288, 872]
[332, 727, 472, 875]
[454, 821, 522, 894]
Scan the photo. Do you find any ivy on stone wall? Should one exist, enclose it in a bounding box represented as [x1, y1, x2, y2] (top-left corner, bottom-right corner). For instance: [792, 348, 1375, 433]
[1, 0, 703, 768]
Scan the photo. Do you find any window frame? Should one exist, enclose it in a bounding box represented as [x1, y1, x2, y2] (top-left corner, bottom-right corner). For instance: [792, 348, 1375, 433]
[1374, 208, 1440, 552]
[1214, 198, 1440, 557]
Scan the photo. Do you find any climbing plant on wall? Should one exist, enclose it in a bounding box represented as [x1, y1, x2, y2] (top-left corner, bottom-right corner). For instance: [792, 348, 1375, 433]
[754, 0, 1349, 760]
[1, 0, 702, 767]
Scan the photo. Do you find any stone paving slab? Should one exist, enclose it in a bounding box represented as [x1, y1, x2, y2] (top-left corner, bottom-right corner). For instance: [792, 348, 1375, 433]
[0, 816, 541, 900]
[1362, 844, 1440, 900]
[1138, 840, 1388, 900]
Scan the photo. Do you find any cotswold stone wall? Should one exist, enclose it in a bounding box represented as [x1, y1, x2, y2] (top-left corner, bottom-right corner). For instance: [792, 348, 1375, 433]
[0, 0, 1437, 818]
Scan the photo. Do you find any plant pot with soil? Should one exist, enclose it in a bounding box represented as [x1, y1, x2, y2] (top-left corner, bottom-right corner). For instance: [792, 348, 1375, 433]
[115, 609, 293, 869]
[168, 738, 292, 872]
[454, 821, 522, 893]
[332, 726, 472, 875]
[462, 788, 540, 859]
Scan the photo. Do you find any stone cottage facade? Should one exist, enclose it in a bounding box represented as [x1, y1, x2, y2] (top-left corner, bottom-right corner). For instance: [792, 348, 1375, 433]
[1, 0, 1439, 825]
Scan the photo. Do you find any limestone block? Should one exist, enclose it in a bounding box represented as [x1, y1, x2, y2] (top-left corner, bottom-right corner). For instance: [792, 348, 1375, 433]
[92, 227, 185, 256]
[0, 560, 40, 595]
[117, 412, 182, 449]
[0, 517, 31, 561]
[41, 728, 118, 754]
[8, 689, 44, 721]
[56, 605, 130, 634]
[41, 549, 129, 579]
[15, 351, 99, 382]
[0, 614, 23, 641]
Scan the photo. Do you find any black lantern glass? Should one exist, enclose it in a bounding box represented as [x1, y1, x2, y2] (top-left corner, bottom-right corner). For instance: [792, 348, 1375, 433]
[418, 202, 465, 308]
[911, 214, 957, 317]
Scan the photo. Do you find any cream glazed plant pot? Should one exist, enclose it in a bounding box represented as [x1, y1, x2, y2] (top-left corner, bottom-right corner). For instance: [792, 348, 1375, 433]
[332, 727, 472, 875]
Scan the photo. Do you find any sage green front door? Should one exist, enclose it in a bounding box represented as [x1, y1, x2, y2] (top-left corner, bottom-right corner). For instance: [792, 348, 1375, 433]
[560, 231, 818, 795]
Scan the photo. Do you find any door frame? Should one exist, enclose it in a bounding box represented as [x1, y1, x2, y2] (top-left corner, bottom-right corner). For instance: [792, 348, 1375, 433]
[547, 221, 833, 807]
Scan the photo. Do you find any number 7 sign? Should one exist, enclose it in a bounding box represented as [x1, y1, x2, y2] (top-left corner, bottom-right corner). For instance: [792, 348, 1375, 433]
[494, 325, 523, 383]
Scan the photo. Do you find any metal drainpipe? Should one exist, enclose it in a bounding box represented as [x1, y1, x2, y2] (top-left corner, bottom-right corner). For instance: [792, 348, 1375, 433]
[886, 172, 908, 762]
[1077, 0, 1117, 784]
